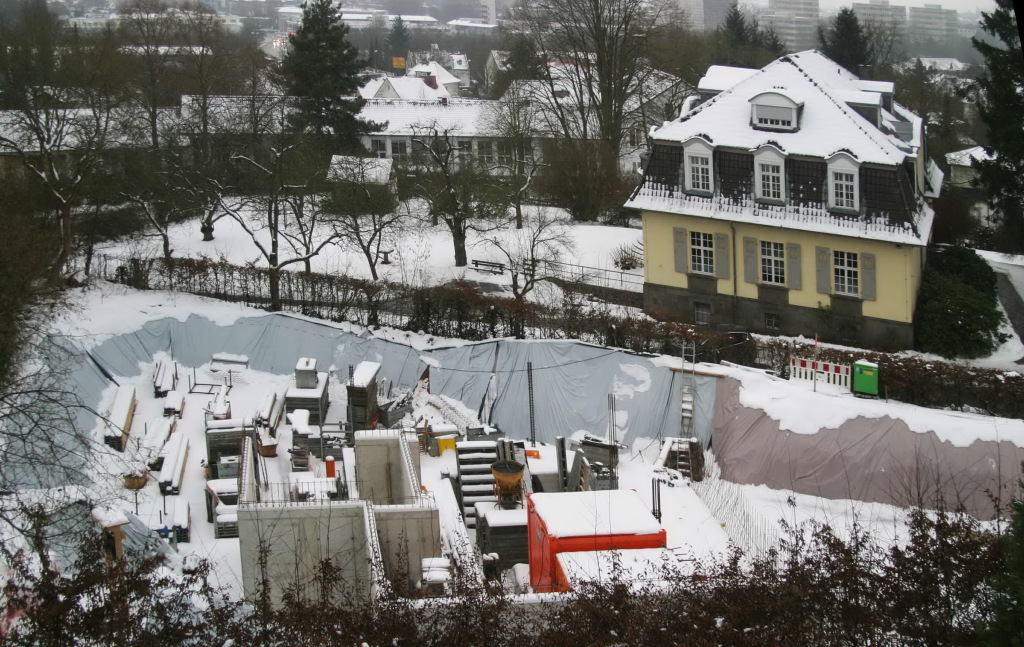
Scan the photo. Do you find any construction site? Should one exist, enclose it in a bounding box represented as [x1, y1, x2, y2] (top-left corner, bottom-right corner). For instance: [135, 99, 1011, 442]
[69, 292, 1024, 606]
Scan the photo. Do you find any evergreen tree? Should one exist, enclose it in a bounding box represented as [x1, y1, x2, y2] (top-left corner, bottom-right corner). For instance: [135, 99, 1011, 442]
[279, 0, 373, 150]
[387, 16, 410, 66]
[762, 25, 787, 57]
[819, 7, 871, 73]
[721, 5, 750, 49]
[971, 0, 1024, 251]
[986, 483, 1024, 646]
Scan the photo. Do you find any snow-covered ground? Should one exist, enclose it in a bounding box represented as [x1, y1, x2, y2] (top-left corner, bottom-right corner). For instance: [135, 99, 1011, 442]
[99, 203, 644, 294]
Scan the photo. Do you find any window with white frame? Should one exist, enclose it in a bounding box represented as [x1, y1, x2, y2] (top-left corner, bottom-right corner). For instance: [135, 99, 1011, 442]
[457, 139, 473, 162]
[689, 155, 711, 192]
[477, 140, 494, 166]
[833, 251, 859, 296]
[391, 140, 408, 162]
[760, 241, 785, 285]
[497, 141, 513, 167]
[759, 163, 783, 200]
[694, 302, 711, 325]
[370, 138, 386, 159]
[832, 171, 856, 209]
[690, 231, 714, 274]
[750, 93, 800, 132]
[827, 155, 860, 211]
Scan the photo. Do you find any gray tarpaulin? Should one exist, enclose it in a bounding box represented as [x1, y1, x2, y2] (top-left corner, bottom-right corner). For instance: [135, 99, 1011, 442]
[711, 376, 1024, 520]
[72, 313, 716, 451]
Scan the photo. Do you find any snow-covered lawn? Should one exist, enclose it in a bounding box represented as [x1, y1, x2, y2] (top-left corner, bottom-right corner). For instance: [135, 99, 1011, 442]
[99, 203, 644, 293]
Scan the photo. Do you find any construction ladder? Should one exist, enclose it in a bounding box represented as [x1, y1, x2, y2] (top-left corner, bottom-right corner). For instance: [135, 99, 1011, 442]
[677, 341, 702, 480]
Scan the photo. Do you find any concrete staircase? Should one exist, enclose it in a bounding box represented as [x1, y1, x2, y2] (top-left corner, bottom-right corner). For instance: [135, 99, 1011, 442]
[455, 440, 498, 528]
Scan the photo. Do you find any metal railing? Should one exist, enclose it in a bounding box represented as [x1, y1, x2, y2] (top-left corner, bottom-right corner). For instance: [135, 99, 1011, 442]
[538, 259, 645, 293]
[362, 501, 392, 600]
[628, 183, 925, 241]
[689, 451, 779, 558]
[423, 394, 476, 434]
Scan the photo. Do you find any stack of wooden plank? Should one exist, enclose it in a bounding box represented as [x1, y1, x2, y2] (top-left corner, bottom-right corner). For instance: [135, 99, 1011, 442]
[159, 434, 189, 495]
[105, 385, 136, 451]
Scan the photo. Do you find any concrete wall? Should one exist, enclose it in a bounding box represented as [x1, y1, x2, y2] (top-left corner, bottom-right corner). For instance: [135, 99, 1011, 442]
[374, 505, 442, 590]
[354, 432, 421, 504]
[238, 502, 372, 606]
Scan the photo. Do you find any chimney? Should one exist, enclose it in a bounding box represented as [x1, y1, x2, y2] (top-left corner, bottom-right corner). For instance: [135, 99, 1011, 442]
[424, 74, 437, 89]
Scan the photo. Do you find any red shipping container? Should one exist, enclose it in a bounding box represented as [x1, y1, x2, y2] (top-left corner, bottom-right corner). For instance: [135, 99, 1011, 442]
[527, 490, 666, 592]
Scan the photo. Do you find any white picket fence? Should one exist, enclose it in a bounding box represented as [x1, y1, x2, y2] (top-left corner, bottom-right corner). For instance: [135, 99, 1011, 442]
[789, 357, 851, 389]
[690, 451, 779, 558]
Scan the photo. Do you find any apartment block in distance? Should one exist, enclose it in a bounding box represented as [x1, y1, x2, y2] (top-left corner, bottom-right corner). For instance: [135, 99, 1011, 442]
[766, 0, 819, 52]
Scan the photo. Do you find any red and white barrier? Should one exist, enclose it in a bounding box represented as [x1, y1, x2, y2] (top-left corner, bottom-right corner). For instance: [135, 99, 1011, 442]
[789, 357, 851, 389]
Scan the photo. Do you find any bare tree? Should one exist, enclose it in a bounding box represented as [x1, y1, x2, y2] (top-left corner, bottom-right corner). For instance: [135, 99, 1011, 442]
[411, 123, 509, 267]
[863, 18, 905, 70]
[218, 140, 342, 310]
[488, 82, 544, 229]
[118, 0, 180, 148]
[325, 156, 405, 281]
[192, 45, 279, 242]
[514, 0, 666, 150]
[481, 208, 574, 336]
[0, 4, 126, 278]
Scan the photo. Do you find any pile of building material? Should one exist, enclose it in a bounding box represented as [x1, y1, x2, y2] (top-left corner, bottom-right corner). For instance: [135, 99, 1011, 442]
[158, 433, 189, 495]
[163, 390, 184, 418]
[347, 361, 380, 429]
[139, 417, 177, 470]
[105, 385, 136, 451]
[205, 478, 239, 539]
[285, 358, 330, 425]
[204, 417, 253, 478]
[153, 361, 178, 397]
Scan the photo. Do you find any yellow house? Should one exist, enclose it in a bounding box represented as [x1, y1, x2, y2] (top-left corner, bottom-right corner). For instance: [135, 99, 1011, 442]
[627, 51, 940, 350]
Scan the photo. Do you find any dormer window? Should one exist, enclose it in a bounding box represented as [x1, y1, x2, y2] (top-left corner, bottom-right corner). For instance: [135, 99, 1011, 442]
[749, 91, 802, 133]
[682, 137, 714, 195]
[826, 152, 860, 213]
[753, 145, 785, 203]
[690, 155, 711, 191]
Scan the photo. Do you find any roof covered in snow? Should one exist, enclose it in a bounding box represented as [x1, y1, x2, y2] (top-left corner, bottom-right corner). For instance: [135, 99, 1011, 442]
[359, 76, 451, 101]
[359, 98, 494, 137]
[654, 50, 918, 166]
[946, 145, 993, 167]
[410, 61, 461, 87]
[698, 65, 759, 93]
[530, 490, 664, 538]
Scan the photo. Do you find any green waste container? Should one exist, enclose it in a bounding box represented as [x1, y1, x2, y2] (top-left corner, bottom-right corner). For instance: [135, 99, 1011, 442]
[852, 360, 879, 397]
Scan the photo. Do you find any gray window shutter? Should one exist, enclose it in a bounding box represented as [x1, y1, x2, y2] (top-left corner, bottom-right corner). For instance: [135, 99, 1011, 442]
[714, 233, 730, 280]
[786, 243, 802, 290]
[861, 253, 876, 300]
[673, 227, 687, 273]
[743, 237, 757, 283]
[816, 246, 831, 295]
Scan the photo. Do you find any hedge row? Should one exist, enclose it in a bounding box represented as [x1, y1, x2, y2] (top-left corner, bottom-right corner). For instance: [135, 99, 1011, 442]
[96, 254, 1024, 419]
